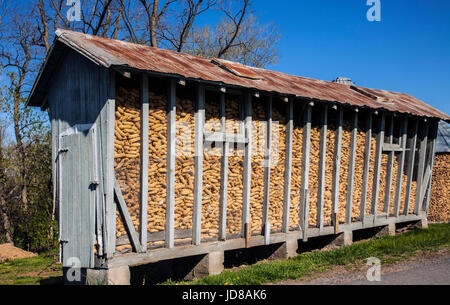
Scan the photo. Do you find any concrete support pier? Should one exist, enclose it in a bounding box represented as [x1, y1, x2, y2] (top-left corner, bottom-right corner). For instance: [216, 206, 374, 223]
[269, 238, 299, 260]
[188, 250, 224, 280]
[329, 231, 353, 247]
[375, 223, 396, 238]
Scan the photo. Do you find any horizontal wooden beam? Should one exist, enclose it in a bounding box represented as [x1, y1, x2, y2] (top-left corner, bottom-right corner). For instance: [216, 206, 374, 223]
[116, 229, 192, 246]
[108, 215, 426, 268]
[382, 143, 403, 152]
[204, 132, 248, 144]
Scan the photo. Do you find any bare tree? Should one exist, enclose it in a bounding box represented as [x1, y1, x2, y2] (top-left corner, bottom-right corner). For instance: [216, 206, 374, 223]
[189, 13, 279, 67]
[138, 0, 175, 47]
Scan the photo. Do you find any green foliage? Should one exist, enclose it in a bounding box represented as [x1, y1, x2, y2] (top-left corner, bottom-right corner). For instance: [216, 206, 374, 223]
[163, 223, 450, 285]
[7, 131, 55, 252]
[0, 251, 61, 285]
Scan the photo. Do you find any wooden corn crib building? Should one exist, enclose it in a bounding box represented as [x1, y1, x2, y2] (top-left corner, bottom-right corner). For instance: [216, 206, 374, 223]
[26, 29, 450, 284]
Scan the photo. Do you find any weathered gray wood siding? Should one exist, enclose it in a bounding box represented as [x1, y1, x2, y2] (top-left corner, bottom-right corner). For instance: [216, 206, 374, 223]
[47, 49, 111, 268]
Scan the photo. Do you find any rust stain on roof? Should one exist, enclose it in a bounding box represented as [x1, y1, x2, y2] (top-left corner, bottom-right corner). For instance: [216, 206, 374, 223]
[47, 29, 450, 120]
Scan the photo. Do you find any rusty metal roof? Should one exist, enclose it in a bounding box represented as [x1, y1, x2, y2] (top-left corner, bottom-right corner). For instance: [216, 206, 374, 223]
[27, 29, 450, 121]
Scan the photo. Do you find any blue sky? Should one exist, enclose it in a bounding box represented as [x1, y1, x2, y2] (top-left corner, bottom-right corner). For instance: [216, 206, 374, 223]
[228, 0, 450, 115]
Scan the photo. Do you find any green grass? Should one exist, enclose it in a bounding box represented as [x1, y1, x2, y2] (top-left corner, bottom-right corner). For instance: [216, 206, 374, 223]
[163, 223, 450, 285]
[0, 252, 62, 285]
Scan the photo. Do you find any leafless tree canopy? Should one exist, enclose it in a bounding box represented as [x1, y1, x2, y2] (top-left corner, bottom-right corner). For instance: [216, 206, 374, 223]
[34, 0, 280, 64]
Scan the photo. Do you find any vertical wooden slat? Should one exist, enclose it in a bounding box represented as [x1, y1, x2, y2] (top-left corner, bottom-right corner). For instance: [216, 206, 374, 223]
[404, 118, 418, 215]
[218, 92, 228, 241]
[262, 97, 272, 236]
[360, 111, 373, 224]
[165, 79, 176, 248]
[414, 121, 429, 215]
[302, 189, 310, 241]
[282, 99, 293, 233]
[345, 110, 358, 224]
[139, 74, 149, 252]
[371, 113, 385, 223]
[193, 84, 205, 245]
[423, 121, 438, 214]
[317, 105, 328, 231]
[331, 107, 343, 233]
[383, 115, 395, 215]
[299, 103, 312, 236]
[105, 70, 116, 257]
[241, 92, 252, 237]
[393, 118, 408, 217]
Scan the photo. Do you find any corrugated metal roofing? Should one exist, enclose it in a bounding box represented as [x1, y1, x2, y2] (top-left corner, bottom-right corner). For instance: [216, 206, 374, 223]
[27, 29, 450, 121]
[436, 121, 450, 153]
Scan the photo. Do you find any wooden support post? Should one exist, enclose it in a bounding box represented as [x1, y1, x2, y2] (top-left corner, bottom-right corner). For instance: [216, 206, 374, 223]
[282, 99, 294, 233]
[331, 107, 343, 233]
[302, 189, 310, 241]
[241, 92, 252, 237]
[299, 103, 312, 236]
[218, 93, 228, 241]
[371, 112, 385, 223]
[245, 223, 251, 248]
[414, 121, 428, 215]
[404, 118, 418, 215]
[262, 97, 272, 236]
[423, 121, 438, 214]
[360, 111, 373, 224]
[114, 179, 142, 253]
[165, 79, 176, 248]
[383, 115, 395, 215]
[105, 70, 116, 257]
[345, 110, 358, 224]
[139, 74, 149, 253]
[393, 119, 408, 217]
[317, 105, 328, 231]
[193, 84, 205, 245]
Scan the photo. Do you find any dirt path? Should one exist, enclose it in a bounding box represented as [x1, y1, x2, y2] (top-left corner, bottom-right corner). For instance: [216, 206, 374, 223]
[0, 243, 37, 262]
[271, 247, 450, 285]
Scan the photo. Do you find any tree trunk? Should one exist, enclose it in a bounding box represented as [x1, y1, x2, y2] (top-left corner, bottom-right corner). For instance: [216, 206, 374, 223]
[0, 196, 13, 245]
[150, 0, 159, 47]
[13, 77, 28, 212]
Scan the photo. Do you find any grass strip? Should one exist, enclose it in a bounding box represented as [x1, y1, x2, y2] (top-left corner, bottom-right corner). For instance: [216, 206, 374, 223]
[0, 252, 61, 285]
[163, 223, 450, 285]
